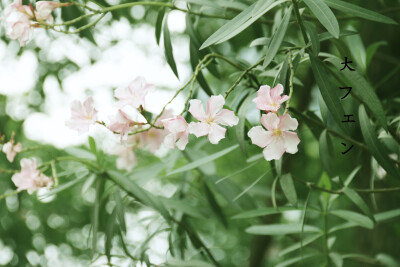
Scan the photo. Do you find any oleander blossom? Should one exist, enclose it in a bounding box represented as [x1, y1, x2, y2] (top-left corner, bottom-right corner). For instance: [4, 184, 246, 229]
[65, 97, 98, 134]
[11, 158, 53, 194]
[2, 133, 22, 162]
[162, 116, 189, 150]
[35, 1, 65, 23]
[248, 113, 300, 161]
[110, 145, 137, 171]
[253, 84, 289, 112]
[188, 95, 239, 144]
[108, 109, 137, 139]
[3, 0, 34, 46]
[114, 77, 154, 109]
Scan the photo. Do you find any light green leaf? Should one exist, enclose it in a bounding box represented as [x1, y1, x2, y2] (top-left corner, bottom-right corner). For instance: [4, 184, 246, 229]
[246, 224, 321, 235]
[343, 187, 375, 223]
[344, 166, 361, 187]
[359, 105, 399, 177]
[275, 253, 318, 267]
[39, 171, 89, 199]
[366, 41, 387, 69]
[166, 258, 214, 267]
[323, 0, 397, 25]
[279, 234, 322, 256]
[163, 17, 179, 78]
[263, 6, 292, 68]
[375, 209, 400, 222]
[114, 190, 127, 234]
[309, 54, 349, 134]
[168, 145, 239, 175]
[232, 206, 297, 219]
[326, 57, 387, 130]
[330, 252, 343, 267]
[304, 0, 339, 38]
[330, 210, 374, 229]
[88, 136, 96, 155]
[200, 0, 287, 49]
[233, 171, 268, 201]
[161, 198, 206, 219]
[376, 253, 400, 267]
[105, 208, 117, 262]
[237, 93, 254, 156]
[279, 173, 297, 207]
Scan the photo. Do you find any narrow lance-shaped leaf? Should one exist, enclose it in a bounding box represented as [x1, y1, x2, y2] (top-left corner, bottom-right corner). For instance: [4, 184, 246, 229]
[105, 208, 117, 262]
[323, 0, 397, 25]
[309, 54, 349, 134]
[246, 224, 321, 235]
[200, 0, 287, 49]
[263, 6, 293, 68]
[203, 181, 228, 227]
[326, 57, 387, 130]
[304, 21, 320, 56]
[163, 16, 179, 79]
[330, 210, 374, 229]
[343, 187, 375, 223]
[359, 105, 399, 177]
[279, 173, 297, 207]
[303, 0, 340, 39]
[155, 8, 165, 45]
[236, 93, 254, 156]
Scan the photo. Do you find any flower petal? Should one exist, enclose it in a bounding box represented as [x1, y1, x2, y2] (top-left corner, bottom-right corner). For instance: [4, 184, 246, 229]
[214, 109, 239, 126]
[163, 132, 177, 149]
[248, 126, 272, 148]
[262, 137, 285, 161]
[279, 114, 298, 131]
[176, 132, 189, 150]
[188, 122, 209, 137]
[208, 123, 226, 144]
[253, 85, 272, 111]
[261, 113, 279, 131]
[162, 116, 188, 133]
[270, 84, 284, 99]
[206, 95, 225, 118]
[283, 131, 300, 154]
[188, 100, 206, 121]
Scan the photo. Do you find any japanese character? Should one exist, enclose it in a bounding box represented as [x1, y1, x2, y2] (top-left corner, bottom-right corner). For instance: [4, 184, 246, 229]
[340, 87, 352, 99]
[342, 115, 356, 123]
[341, 142, 354, 155]
[340, 57, 355, 71]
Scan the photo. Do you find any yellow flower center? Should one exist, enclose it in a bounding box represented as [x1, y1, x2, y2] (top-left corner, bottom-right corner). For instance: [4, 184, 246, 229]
[205, 116, 214, 124]
[273, 128, 282, 136]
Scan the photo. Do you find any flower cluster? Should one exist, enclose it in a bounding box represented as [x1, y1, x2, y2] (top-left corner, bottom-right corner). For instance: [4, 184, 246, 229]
[248, 84, 300, 161]
[65, 77, 239, 171]
[2, 0, 68, 46]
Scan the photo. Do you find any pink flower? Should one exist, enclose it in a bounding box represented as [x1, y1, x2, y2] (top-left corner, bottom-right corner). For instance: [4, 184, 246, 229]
[110, 145, 137, 171]
[65, 97, 98, 134]
[248, 113, 300, 161]
[2, 133, 22, 162]
[114, 77, 154, 109]
[253, 84, 289, 112]
[35, 1, 64, 23]
[162, 116, 189, 150]
[187, 95, 239, 144]
[3, 0, 33, 46]
[108, 109, 136, 139]
[12, 158, 53, 194]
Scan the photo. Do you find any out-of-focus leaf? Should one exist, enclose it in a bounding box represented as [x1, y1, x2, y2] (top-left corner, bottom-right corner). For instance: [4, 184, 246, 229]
[366, 41, 387, 69]
[114, 190, 126, 234]
[263, 6, 292, 68]
[246, 224, 321, 235]
[304, 21, 320, 56]
[233, 171, 267, 201]
[40, 171, 90, 199]
[279, 173, 297, 207]
[344, 166, 361, 187]
[88, 136, 96, 155]
[359, 105, 399, 177]
[65, 147, 96, 161]
[168, 145, 239, 175]
[376, 253, 400, 267]
[330, 252, 343, 267]
[92, 177, 105, 254]
[161, 198, 206, 219]
[343, 187, 375, 223]
[232, 206, 297, 219]
[330, 210, 374, 229]
[319, 130, 334, 176]
[271, 176, 279, 209]
[165, 258, 214, 267]
[107, 171, 171, 221]
[105, 208, 117, 262]
[279, 234, 322, 256]
[375, 209, 400, 222]
[236, 93, 254, 156]
[200, 0, 286, 49]
[203, 181, 228, 227]
[163, 17, 179, 79]
[155, 8, 165, 45]
[304, 0, 339, 39]
[309, 54, 348, 134]
[326, 57, 387, 130]
[323, 0, 397, 24]
[275, 253, 318, 267]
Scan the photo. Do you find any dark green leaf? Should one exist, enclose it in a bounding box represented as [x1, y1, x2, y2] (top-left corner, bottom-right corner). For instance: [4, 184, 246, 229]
[105, 209, 117, 262]
[163, 17, 179, 78]
[343, 187, 375, 223]
[304, 0, 340, 38]
[203, 182, 228, 227]
[232, 207, 298, 219]
[279, 173, 297, 207]
[359, 105, 399, 177]
[275, 253, 318, 267]
[279, 234, 322, 256]
[304, 21, 320, 56]
[114, 190, 127, 234]
[155, 8, 165, 45]
[236, 93, 254, 156]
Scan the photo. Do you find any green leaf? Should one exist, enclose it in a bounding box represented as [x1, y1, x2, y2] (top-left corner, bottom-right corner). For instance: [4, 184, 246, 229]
[107, 171, 171, 221]
[232, 206, 297, 219]
[155, 8, 165, 45]
[236, 93, 254, 156]
[326, 57, 387, 130]
[279, 173, 297, 207]
[330, 252, 343, 267]
[105, 208, 117, 262]
[309, 54, 348, 134]
[279, 234, 322, 256]
[359, 105, 399, 177]
[168, 145, 239, 175]
[200, 0, 287, 49]
[263, 6, 292, 68]
[319, 130, 334, 176]
[330, 210, 374, 229]
[246, 224, 321, 235]
[161, 198, 206, 219]
[304, 21, 320, 56]
[275, 253, 318, 267]
[114, 190, 127, 234]
[323, 0, 397, 25]
[39, 171, 89, 199]
[92, 177, 105, 254]
[203, 181, 228, 227]
[376, 253, 400, 267]
[366, 41, 387, 69]
[271, 176, 279, 209]
[88, 136, 97, 155]
[166, 258, 214, 267]
[304, 0, 339, 39]
[163, 17, 179, 79]
[342, 187, 375, 223]
[343, 166, 361, 187]
[233, 171, 268, 201]
[375, 209, 400, 222]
